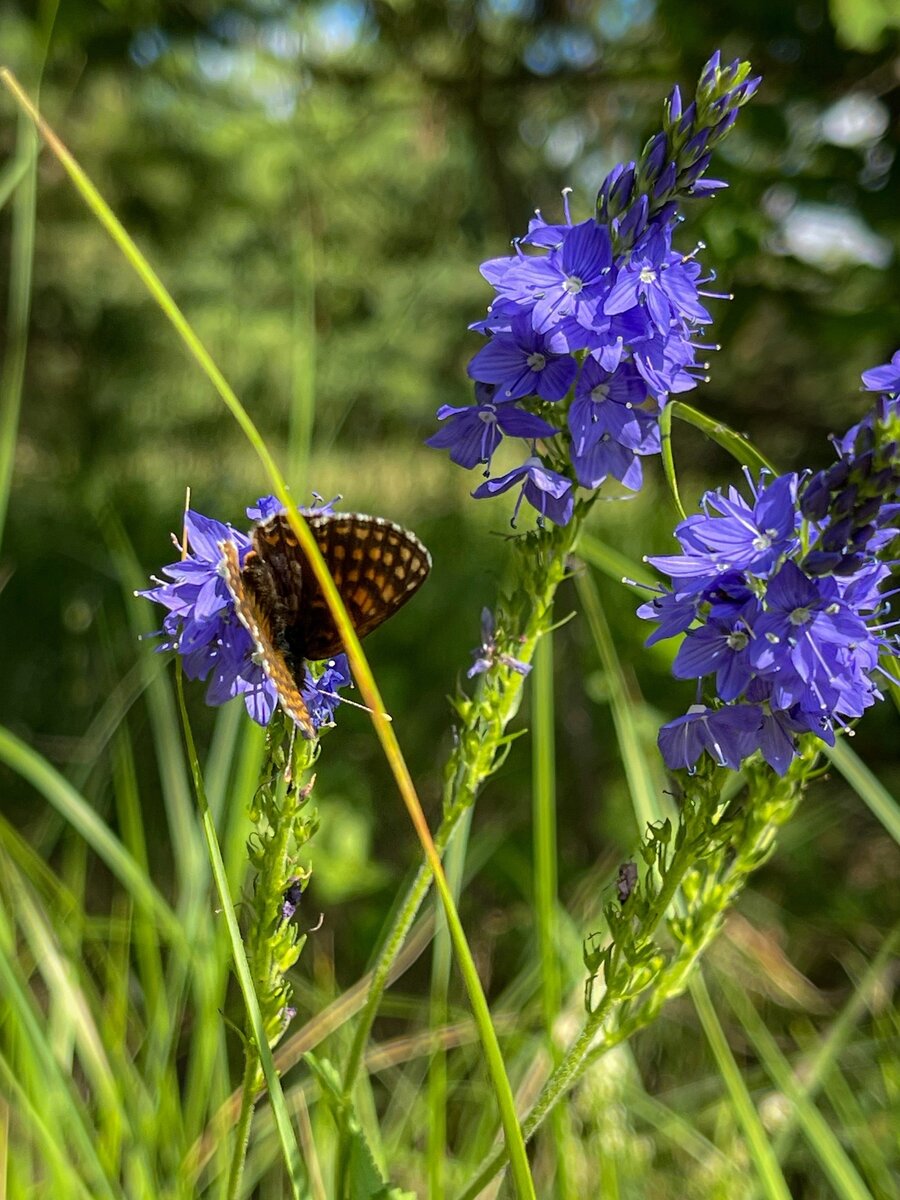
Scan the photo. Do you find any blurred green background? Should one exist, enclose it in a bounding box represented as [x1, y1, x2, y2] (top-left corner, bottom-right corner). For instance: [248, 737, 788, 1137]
[1, 0, 898, 1173]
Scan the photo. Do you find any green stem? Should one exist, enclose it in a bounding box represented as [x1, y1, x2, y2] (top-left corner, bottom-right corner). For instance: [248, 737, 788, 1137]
[0, 1, 56, 552]
[427, 808, 473, 1200]
[532, 634, 560, 1035]
[0, 111, 35, 554]
[690, 974, 792, 1200]
[226, 1057, 258, 1200]
[531, 634, 573, 1196]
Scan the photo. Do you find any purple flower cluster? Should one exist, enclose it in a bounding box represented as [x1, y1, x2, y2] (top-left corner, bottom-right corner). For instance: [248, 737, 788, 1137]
[137, 495, 351, 731]
[428, 52, 760, 528]
[642, 352, 900, 775]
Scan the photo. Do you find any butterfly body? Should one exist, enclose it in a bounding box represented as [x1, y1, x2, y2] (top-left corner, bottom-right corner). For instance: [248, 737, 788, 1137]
[220, 511, 431, 736]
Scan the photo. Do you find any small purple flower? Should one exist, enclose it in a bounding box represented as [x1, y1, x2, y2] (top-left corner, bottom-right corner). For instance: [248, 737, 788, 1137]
[687, 473, 801, 576]
[644, 447, 896, 773]
[468, 608, 532, 678]
[301, 654, 352, 729]
[431, 52, 760, 515]
[648, 473, 801, 584]
[247, 494, 284, 522]
[247, 493, 339, 522]
[572, 433, 643, 491]
[604, 227, 712, 334]
[426, 385, 559, 471]
[472, 456, 575, 526]
[749, 562, 865, 681]
[137, 509, 250, 664]
[517, 218, 614, 334]
[657, 703, 761, 772]
[637, 587, 703, 646]
[568, 360, 651, 455]
[632, 329, 704, 400]
[468, 315, 578, 402]
[861, 349, 900, 395]
[672, 599, 759, 702]
[281, 879, 304, 922]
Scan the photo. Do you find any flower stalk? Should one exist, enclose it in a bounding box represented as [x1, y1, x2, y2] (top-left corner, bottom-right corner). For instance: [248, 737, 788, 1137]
[227, 717, 319, 1200]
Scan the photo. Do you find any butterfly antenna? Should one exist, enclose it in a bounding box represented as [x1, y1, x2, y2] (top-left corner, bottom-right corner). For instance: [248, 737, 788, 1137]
[319, 691, 393, 721]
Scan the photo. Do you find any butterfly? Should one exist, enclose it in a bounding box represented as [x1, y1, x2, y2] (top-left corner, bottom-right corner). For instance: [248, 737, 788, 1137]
[219, 510, 431, 737]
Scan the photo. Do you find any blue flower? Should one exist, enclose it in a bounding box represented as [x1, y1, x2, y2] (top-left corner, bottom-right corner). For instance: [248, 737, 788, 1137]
[687, 473, 801, 575]
[631, 329, 705, 401]
[604, 227, 712, 334]
[749, 562, 877, 717]
[572, 432, 643, 491]
[800, 377, 900, 573]
[430, 51, 761, 523]
[648, 473, 800, 583]
[672, 599, 759, 702]
[247, 493, 340, 522]
[468, 315, 578, 402]
[657, 703, 761, 772]
[472, 456, 575, 526]
[247, 494, 284, 522]
[642, 429, 897, 776]
[861, 349, 900, 395]
[568, 359, 653, 456]
[425, 385, 559, 471]
[137, 509, 250, 661]
[302, 654, 352, 729]
[516, 218, 614, 335]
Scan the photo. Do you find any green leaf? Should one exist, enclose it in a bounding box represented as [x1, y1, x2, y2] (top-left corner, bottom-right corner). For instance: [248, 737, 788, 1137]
[658, 402, 687, 520]
[305, 1053, 392, 1199]
[669, 401, 779, 475]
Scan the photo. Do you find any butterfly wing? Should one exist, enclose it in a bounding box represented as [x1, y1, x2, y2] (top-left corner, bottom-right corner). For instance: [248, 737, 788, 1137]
[219, 538, 316, 738]
[253, 511, 432, 663]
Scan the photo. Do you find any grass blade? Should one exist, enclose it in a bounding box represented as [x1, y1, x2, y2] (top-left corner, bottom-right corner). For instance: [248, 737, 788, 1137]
[690, 972, 792, 1200]
[718, 970, 874, 1200]
[823, 738, 900, 845]
[0, 725, 183, 945]
[574, 567, 669, 835]
[0, 111, 35, 552]
[0, 70, 536, 1195]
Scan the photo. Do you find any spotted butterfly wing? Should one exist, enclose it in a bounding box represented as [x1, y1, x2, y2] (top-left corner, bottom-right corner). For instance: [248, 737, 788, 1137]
[220, 511, 431, 735]
[220, 538, 316, 737]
